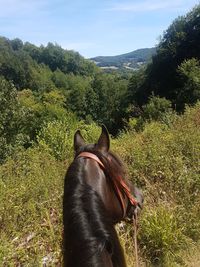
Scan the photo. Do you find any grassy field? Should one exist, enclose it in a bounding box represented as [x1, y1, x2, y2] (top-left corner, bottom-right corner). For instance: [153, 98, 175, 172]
[0, 103, 200, 266]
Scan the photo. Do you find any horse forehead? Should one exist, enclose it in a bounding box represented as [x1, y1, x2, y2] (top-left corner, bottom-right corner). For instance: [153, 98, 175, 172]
[83, 144, 96, 150]
[83, 158, 106, 185]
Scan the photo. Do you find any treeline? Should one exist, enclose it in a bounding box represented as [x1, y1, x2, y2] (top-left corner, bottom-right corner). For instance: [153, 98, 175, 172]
[1, 4, 200, 163]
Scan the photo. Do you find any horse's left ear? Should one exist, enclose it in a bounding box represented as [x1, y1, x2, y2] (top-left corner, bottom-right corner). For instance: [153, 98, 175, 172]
[96, 125, 110, 153]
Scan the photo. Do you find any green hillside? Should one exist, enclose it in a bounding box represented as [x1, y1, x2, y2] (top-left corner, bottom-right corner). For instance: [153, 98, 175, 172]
[91, 48, 156, 69]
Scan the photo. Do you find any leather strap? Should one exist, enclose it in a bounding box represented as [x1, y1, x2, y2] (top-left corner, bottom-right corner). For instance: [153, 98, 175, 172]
[77, 151, 138, 218]
[77, 152, 105, 169]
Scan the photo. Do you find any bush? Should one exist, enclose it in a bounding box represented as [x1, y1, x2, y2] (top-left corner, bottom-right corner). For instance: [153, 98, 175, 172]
[139, 206, 187, 264]
[37, 119, 101, 160]
[142, 95, 173, 122]
[37, 120, 72, 160]
[126, 96, 174, 132]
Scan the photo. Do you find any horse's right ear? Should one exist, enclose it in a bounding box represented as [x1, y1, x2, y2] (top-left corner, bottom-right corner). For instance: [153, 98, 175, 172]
[96, 125, 110, 153]
[74, 130, 85, 152]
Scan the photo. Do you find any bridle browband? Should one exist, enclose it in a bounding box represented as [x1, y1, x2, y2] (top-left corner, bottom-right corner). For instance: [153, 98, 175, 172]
[77, 151, 138, 218]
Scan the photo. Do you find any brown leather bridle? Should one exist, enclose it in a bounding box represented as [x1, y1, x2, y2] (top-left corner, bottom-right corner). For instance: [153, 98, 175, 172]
[77, 151, 138, 218]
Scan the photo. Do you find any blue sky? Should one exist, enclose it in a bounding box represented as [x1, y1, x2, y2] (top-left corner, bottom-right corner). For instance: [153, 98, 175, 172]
[0, 0, 199, 58]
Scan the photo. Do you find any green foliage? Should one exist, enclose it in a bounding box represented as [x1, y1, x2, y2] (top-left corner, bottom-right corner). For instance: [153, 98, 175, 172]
[65, 72, 129, 133]
[0, 147, 64, 265]
[2, 7, 200, 134]
[66, 75, 91, 118]
[51, 69, 70, 89]
[139, 206, 187, 264]
[24, 42, 97, 76]
[177, 58, 200, 109]
[41, 90, 69, 122]
[10, 38, 23, 51]
[0, 38, 26, 88]
[90, 73, 128, 132]
[37, 120, 69, 160]
[0, 37, 97, 91]
[125, 96, 174, 132]
[113, 102, 200, 265]
[142, 95, 173, 122]
[18, 88, 75, 142]
[126, 68, 146, 107]
[37, 119, 75, 160]
[126, 4, 200, 110]
[0, 77, 25, 162]
[78, 123, 103, 144]
[37, 120, 101, 160]
[0, 36, 134, 133]
[27, 62, 56, 92]
[0, 77, 18, 139]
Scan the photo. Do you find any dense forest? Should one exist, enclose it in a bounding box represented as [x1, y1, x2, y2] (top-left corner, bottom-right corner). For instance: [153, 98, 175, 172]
[0, 3, 200, 266]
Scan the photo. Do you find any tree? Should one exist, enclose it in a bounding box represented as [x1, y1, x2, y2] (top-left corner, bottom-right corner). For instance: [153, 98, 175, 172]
[177, 58, 200, 109]
[91, 73, 128, 132]
[0, 78, 19, 161]
[10, 38, 23, 51]
[126, 68, 147, 106]
[142, 95, 172, 121]
[51, 69, 69, 89]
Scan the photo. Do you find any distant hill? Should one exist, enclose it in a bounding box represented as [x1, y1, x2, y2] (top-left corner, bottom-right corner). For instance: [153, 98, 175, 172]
[90, 48, 156, 70]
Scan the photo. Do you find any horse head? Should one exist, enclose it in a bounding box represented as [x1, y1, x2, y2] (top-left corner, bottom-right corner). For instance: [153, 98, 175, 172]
[73, 125, 143, 223]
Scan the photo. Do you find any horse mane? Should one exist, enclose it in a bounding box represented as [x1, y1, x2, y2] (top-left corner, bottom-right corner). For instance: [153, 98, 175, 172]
[63, 148, 126, 267]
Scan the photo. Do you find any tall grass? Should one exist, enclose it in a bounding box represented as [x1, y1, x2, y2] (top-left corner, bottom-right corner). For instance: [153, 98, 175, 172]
[0, 147, 65, 265]
[0, 103, 200, 266]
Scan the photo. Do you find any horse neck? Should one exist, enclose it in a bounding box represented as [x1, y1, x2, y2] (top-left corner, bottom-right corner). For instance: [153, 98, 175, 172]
[80, 157, 126, 222]
[63, 159, 127, 267]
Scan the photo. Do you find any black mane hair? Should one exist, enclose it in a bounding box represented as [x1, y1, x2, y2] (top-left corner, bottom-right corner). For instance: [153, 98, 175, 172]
[63, 148, 127, 267]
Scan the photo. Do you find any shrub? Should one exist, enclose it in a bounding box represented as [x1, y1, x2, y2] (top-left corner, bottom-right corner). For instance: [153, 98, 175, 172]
[37, 120, 72, 160]
[139, 206, 187, 264]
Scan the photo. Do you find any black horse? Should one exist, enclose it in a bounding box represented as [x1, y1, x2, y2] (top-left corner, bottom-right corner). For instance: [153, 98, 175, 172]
[63, 125, 143, 267]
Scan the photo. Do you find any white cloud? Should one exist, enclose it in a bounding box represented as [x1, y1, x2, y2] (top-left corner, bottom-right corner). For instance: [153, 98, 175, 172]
[110, 0, 197, 12]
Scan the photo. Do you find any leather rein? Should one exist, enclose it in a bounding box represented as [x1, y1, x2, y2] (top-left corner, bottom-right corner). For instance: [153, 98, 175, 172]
[77, 151, 138, 218]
